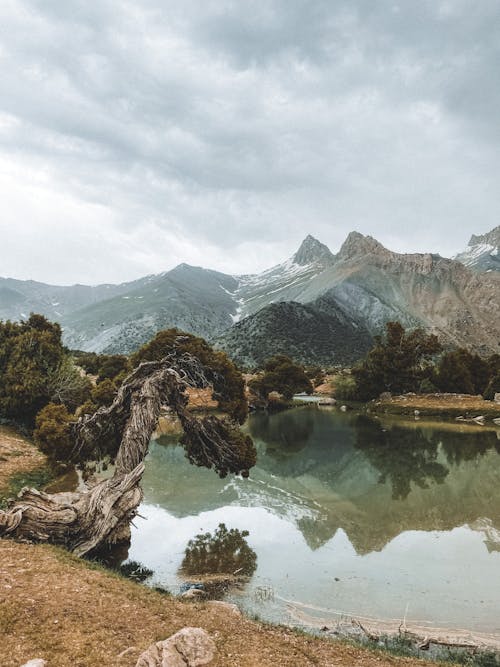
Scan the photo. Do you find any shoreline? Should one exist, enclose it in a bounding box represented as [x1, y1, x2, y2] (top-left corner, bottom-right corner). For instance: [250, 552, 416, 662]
[0, 425, 436, 666]
[1, 423, 499, 665]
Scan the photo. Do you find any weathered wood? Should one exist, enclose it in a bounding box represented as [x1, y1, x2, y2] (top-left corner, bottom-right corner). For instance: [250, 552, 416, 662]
[0, 353, 255, 556]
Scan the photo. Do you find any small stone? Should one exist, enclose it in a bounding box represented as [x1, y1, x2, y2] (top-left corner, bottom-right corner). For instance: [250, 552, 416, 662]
[20, 660, 47, 667]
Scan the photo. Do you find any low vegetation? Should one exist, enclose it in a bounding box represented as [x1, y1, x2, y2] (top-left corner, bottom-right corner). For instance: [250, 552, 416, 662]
[249, 354, 313, 403]
[336, 321, 500, 403]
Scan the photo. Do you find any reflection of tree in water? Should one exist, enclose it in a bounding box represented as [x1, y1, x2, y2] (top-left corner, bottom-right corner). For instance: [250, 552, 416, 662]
[248, 408, 315, 455]
[353, 416, 449, 500]
[437, 430, 500, 465]
[180, 523, 257, 577]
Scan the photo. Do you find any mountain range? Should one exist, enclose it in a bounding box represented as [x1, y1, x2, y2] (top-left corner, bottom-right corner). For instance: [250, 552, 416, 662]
[1, 228, 498, 367]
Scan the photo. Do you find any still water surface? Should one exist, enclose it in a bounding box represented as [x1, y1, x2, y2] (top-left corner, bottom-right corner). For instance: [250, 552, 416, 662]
[128, 406, 500, 633]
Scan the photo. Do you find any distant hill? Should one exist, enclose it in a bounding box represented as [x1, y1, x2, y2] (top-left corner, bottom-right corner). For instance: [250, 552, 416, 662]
[214, 299, 372, 368]
[1, 226, 498, 364]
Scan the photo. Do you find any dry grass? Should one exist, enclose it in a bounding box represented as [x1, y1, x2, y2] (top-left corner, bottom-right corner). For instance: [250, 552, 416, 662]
[0, 425, 47, 496]
[0, 540, 438, 667]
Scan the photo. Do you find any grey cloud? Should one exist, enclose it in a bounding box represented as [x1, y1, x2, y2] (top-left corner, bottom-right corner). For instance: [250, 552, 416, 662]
[0, 0, 499, 284]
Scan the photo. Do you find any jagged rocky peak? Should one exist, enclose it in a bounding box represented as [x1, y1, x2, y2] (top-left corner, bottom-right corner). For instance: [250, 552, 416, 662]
[337, 231, 387, 260]
[454, 224, 500, 272]
[293, 235, 335, 266]
[468, 225, 500, 248]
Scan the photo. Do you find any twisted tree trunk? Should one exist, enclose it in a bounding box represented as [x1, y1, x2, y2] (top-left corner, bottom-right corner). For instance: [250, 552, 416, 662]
[0, 354, 255, 557]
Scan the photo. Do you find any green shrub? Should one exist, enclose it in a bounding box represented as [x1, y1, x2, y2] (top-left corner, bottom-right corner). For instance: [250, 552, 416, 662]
[34, 403, 73, 461]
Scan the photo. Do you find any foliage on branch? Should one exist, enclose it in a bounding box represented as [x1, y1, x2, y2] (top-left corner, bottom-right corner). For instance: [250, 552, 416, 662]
[131, 328, 248, 423]
[180, 413, 256, 478]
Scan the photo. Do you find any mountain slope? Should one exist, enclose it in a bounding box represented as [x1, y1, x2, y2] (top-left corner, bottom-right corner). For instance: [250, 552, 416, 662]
[215, 299, 372, 368]
[454, 225, 500, 272]
[62, 265, 239, 353]
[0, 276, 139, 323]
[233, 235, 336, 320]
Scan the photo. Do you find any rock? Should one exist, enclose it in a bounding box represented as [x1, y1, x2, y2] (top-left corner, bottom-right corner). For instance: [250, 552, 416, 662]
[340, 405, 347, 412]
[493, 418, 500, 426]
[473, 415, 485, 424]
[379, 392, 392, 401]
[135, 627, 216, 667]
[181, 588, 206, 599]
[20, 661, 47, 667]
[494, 393, 500, 404]
[318, 397, 336, 406]
[414, 410, 420, 416]
[206, 600, 242, 616]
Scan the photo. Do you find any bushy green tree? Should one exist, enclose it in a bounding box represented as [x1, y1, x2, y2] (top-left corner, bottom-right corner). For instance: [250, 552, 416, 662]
[96, 354, 130, 384]
[34, 402, 73, 461]
[0, 314, 65, 425]
[49, 356, 92, 412]
[132, 328, 247, 423]
[249, 355, 313, 400]
[91, 378, 117, 407]
[436, 349, 495, 395]
[351, 322, 442, 400]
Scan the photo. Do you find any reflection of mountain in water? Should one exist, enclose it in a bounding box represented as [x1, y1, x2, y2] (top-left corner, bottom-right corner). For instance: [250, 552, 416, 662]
[142, 407, 500, 555]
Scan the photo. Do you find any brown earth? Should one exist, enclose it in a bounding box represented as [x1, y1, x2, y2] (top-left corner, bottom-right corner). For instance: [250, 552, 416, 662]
[370, 393, 500, 419]
[0, 540, 438, 667]
[0, 428, 438, 667]
[0, 425, 47, 496]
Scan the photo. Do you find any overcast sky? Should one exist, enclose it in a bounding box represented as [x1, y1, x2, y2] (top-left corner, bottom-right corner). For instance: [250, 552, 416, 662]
[1, 0, 499, 285]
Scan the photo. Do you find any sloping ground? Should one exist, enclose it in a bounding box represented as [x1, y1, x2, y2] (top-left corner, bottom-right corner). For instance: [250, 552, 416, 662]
[216, 300, 372, 368]
[0, 540, 437, 667]
[0, 426, 47, 496]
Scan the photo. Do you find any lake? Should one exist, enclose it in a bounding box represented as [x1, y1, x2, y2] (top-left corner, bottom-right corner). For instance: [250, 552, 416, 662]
[126, 406, 500, 636]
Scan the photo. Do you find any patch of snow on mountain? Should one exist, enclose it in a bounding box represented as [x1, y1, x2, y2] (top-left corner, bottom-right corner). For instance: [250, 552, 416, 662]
[457, 243, 495, 265]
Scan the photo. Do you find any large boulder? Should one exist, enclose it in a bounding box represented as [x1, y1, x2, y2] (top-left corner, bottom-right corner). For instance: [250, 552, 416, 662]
[135, 627, 215, 667]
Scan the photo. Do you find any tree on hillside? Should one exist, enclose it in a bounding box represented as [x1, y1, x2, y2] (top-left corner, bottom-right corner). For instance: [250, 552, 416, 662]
[249, 354, 313, 401]
[436, 349, 496, 396]
[0, 314, 65, 425]
[351, 322, 442, 400]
